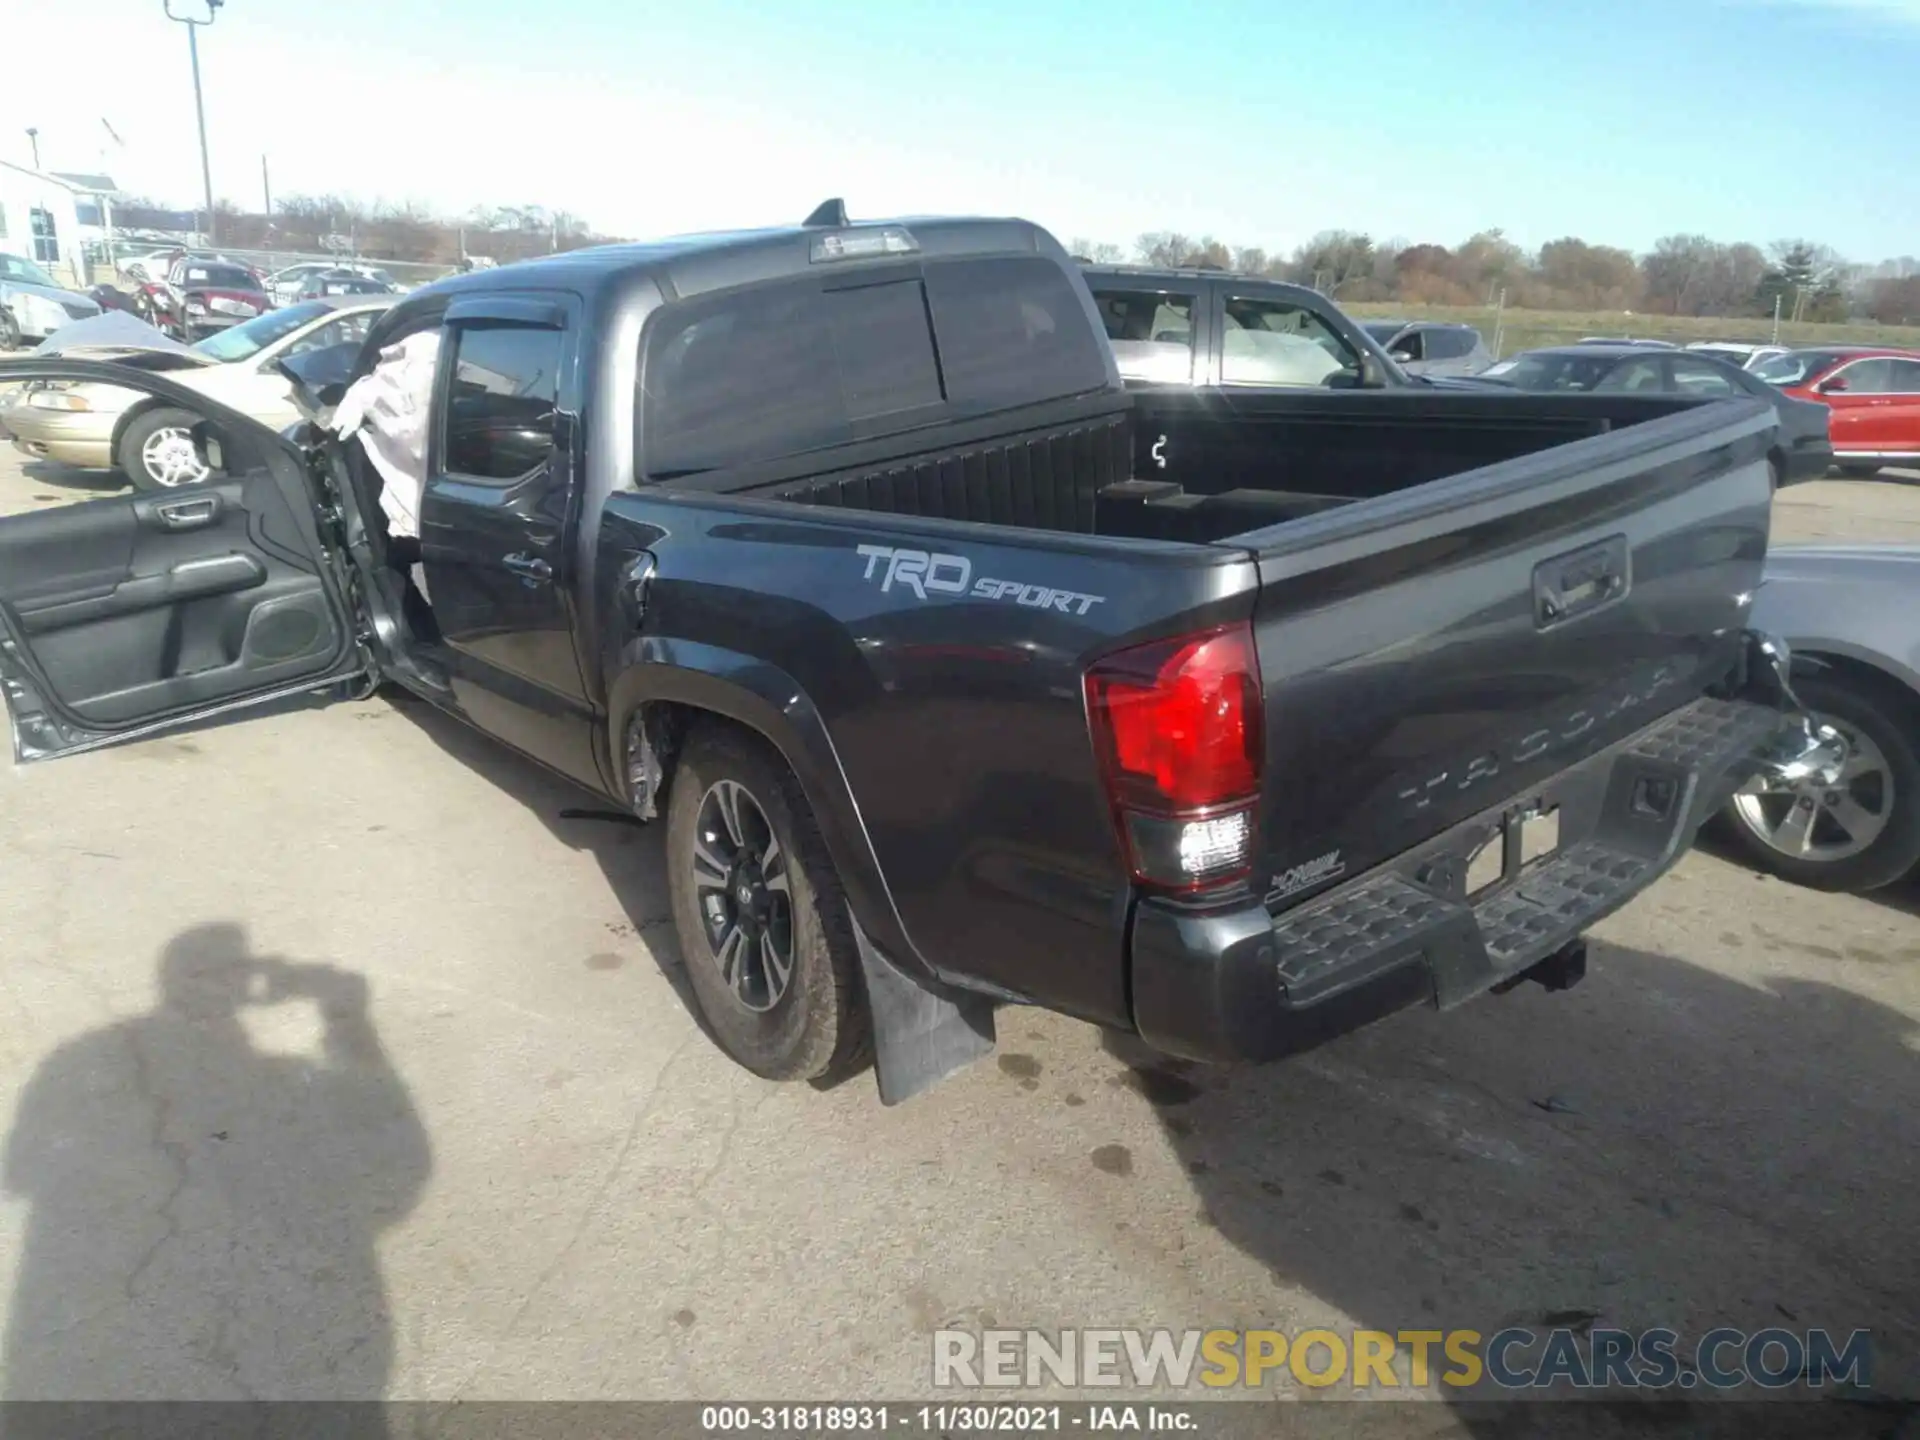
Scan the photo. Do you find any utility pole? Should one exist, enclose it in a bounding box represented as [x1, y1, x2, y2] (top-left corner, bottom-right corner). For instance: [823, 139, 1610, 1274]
[100, 119, 126, 273]
[163, 0, 224, 246]
[1771, 292, 1783, 345]
[261, 154, 271, 216]
[24, 128, 39, 169]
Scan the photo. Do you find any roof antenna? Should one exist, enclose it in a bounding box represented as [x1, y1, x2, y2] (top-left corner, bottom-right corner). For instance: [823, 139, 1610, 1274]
[803, 198, 848, 228]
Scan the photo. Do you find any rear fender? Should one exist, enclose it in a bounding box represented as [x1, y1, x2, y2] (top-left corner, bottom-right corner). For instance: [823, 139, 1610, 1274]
[603, 638, 936, 988]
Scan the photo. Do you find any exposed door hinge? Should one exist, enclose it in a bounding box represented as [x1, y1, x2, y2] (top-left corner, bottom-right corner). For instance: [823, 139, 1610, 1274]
[623, 553, 657, 624]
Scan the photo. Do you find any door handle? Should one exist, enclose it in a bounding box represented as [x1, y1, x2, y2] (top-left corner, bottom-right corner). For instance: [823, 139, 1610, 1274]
[502, 552, 553, 582]
[151, 496, 221, 530]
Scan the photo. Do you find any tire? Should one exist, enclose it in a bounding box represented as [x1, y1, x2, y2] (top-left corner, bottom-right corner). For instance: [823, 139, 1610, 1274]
[665, 721, 870, 1082]
[1836, 462, 1881, 478]
[0, 307, 19, 351]
[1723, 672, 1920, 892]
[117, 407, 220, 490]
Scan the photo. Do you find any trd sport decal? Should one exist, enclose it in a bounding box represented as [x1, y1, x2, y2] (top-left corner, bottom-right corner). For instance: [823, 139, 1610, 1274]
[857, 545, 1106, 616]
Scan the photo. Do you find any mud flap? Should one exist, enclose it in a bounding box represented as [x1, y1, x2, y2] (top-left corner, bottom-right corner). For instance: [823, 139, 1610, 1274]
[853, 922, 996, 1106]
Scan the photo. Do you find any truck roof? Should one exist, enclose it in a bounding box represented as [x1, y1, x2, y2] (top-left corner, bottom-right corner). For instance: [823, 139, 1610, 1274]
[1079, 264, 1327, 304]
[407, 208, 1062, 308]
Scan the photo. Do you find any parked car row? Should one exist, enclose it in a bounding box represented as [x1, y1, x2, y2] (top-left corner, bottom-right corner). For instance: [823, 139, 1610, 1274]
[263, 263, 400, 308]
[1472, 344, 1835, 484]
[0, 296, 394, 488]
[0, 253, 103, 349]
[1477, 342, 1920, 478]
[1752, 347, 1920, 475]
[1081, 264, 1920, 485]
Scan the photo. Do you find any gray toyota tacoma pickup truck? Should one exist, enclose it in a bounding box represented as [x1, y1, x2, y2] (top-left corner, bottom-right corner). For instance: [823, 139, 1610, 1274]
[0, 202, 1841, 1102]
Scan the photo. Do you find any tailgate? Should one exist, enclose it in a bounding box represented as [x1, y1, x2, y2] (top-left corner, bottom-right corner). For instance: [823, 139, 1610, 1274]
[1242, 398, 1775, 911]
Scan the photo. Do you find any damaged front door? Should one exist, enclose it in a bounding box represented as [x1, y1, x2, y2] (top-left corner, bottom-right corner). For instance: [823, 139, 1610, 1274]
[0, 359, 369, 762]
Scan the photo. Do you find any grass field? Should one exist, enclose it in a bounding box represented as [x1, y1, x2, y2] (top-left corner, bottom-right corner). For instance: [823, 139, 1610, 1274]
[1340, 302, 1920, 361]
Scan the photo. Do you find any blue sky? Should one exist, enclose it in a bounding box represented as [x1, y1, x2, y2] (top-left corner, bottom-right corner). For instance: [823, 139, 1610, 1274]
[7, 0, 1915, 260]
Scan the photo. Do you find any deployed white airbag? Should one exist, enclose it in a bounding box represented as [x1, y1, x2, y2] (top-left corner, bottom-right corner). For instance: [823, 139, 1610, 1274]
[330, 330, 439, 597]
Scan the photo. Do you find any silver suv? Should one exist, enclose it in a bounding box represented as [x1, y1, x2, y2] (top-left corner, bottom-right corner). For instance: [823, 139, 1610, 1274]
[1361, 320, 1492, 378]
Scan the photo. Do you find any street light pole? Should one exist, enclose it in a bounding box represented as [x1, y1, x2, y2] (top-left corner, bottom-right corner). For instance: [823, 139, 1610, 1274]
[24, 129, 39, 169]
[163, 0, 223, 245]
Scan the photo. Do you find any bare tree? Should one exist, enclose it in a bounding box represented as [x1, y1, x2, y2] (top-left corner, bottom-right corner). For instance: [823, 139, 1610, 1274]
[1291, 231, 1377, 296]
[1134, 232, 1194, 267]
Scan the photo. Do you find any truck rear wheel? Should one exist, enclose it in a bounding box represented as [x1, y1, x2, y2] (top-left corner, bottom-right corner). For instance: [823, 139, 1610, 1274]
[665, 722, 871, 1082]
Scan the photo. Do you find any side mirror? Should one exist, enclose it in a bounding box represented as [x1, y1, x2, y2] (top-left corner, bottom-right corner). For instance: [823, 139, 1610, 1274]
[1358, 355, 1387, 389]
[1817, 376, 1849, 394]
[1389, 349, 1414, 363]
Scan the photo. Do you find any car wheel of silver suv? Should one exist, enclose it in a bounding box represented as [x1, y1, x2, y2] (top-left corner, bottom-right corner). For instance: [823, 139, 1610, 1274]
[1725, 672, 1920, 892]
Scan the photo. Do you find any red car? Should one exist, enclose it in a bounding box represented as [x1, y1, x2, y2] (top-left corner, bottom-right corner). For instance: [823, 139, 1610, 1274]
[1754, 346, 1920, 476]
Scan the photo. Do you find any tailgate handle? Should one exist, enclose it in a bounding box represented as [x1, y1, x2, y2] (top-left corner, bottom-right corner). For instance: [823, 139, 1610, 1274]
[1533, 535, 1628, 629]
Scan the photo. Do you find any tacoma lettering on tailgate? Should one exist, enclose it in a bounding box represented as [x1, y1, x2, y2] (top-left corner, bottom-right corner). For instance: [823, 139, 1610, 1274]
[1394, 654, 1701, 816]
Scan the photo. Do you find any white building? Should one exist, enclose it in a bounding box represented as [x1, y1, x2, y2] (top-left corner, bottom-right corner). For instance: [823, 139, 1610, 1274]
[0, 162, 121, 288]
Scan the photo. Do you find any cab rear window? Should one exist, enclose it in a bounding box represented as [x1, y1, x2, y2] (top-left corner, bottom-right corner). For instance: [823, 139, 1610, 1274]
[641, 256, 1108, 479]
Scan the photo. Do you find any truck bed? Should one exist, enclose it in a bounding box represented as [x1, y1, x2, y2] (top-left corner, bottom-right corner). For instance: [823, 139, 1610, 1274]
[752, 386, 1724, 547]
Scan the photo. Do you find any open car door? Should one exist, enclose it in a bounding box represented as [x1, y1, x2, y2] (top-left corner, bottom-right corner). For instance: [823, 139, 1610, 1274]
[0, 358, 369, 763]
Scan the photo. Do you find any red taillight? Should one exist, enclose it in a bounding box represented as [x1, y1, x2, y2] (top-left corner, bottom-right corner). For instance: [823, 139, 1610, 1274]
[1085, 623, 1264, 891]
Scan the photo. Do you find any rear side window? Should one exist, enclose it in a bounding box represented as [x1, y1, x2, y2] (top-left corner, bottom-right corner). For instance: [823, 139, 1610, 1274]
[1668, 358, 1739, 396]
[444, 324, 563, 482]
[1424, 328, 1480, 361]
[924, 256, 1109, 411]
[642, 256, 1109, 479]
[1593, 357, 1669, 393]
[1219, 294, 1360, 387]
[1092, 287, 1197, 384]
[1830, 359, 1894, 393]
[1385, 330, 1426, 362]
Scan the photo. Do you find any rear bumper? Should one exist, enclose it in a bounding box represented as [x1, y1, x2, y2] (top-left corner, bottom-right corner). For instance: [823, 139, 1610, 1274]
[0, 406, 116, 469]
[1128, 637, 1828, 1065]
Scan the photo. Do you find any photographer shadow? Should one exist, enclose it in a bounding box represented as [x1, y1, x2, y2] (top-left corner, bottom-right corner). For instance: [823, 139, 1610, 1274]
[1, 923, 430, 1412]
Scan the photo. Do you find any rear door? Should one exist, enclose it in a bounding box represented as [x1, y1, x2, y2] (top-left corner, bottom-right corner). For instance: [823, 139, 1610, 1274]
[0, 359, 366, 762]
[1819, 358, 1893, 454]
[1874, 358, 1920, 460]
[1085, 277, 1207, 387]
[414, 295, 600, 786]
